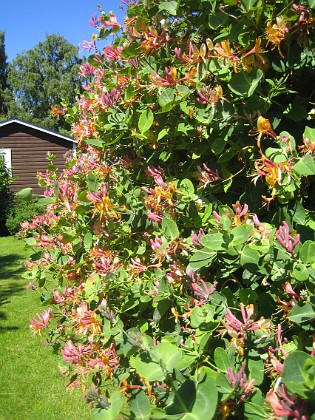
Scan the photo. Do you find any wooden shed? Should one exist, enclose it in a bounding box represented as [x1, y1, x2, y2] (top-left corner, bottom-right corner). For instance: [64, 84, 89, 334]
[0, 118, 77, 195]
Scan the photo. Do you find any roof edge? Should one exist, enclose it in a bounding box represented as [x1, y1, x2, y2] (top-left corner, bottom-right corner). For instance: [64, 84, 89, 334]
[0, 118, 77, 144]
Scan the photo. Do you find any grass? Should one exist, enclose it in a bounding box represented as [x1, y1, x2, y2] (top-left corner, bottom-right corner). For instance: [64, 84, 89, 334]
[0, 236, 91, 420]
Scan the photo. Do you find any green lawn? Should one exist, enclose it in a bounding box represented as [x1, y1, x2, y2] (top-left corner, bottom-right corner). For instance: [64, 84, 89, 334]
[0, 236, 91, 420]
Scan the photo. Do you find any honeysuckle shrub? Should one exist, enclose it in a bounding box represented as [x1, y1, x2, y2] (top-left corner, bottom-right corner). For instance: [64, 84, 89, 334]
[22, 0, 315, 418]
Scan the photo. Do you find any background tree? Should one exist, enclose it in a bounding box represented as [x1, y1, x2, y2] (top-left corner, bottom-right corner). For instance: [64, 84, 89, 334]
[0, 31, 9, 118]
[5, 34, 81, 132]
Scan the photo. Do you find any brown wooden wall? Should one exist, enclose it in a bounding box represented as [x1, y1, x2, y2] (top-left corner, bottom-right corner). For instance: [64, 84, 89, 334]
[0, 123, 75, 195]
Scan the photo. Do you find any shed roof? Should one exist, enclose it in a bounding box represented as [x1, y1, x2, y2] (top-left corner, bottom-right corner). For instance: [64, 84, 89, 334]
[0, 118, 77, 144]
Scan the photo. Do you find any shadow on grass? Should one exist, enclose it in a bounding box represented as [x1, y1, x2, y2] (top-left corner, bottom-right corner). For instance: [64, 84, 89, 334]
[0, 254, 26, 280]
[0, 253, 27, 333]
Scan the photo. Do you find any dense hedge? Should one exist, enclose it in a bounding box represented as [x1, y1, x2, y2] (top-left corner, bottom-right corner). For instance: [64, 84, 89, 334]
[0, 157, 13, 236]
[23, 1, 315, 418]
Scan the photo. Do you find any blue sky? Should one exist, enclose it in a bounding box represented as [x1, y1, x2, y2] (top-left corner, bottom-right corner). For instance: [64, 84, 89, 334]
[0, 1, 125, 62]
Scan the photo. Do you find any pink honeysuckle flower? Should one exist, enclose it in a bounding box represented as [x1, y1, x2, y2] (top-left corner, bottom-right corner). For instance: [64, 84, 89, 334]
[52, 288, 63, 304]
[100, 12, 121, 29]
[89, 14, 100, 28]
[196, 85, 223, 112]
[191, 228, 205, 247]
[150, 66, 196, 88]
[150, 236, 163, 252]
[277, 324, 288, 358]
[196, 163, 220, 188]
[146, 166, 167, 190]
[61, 340, 93, 364]
[79, 39, 97, 52]
[191, 277, 217, 304]
[266, 384, 309, 419]
[95, 88, 121, 110]
[30, 308, 52, 335]
[79, 62, 95, 77]
[103, 45, 123, 60]
[224, 304, 268, 340]
[86, 183, 108, 204]
[130, 257, 147, 274]
[141, 186, 156, 195]
[90, 246, 121, 276]
[127, 56, 139, 68]
[253, 213, 263, 226]
[212, 210, 221, 222]
[283, 281, 300, 300]
[148, 210, 163, 223]
[232, 202, 249, 218]
[74, 302, 102, 336]
[276, 221, 300, 257]
[226, 362, 255, 400]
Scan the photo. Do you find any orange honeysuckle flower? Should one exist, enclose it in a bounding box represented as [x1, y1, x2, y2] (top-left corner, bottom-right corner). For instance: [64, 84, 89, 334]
[86, 183, 118, 219]
[265, 17, 289, 58]
[150, 66, 196, 88]
[257, 116, 277, 138]
[213, 40, 240, 72]
[254, 156, 293, 193]
[256, 116, 277, 153]
[174, 40, 211, 65]
[242, 37, 268, 72]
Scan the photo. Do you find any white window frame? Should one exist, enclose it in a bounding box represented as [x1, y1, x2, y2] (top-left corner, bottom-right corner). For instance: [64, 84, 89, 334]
[0, 148, 12, 172]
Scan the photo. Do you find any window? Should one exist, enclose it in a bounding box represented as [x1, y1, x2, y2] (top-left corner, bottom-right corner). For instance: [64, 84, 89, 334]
[0, 148, 12, 173]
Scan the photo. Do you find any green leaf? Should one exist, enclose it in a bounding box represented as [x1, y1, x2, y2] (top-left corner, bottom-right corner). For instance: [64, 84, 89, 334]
[292, 202, 306, 225]
[138, 109, 154, 134]
[230, 224, 253, 247]
[133, 351, 165, 382]
[190, 367, 218, 419]
[152, 342, 182, 372]
[292, 263, 309, 281]
[308, 0, 315, 8]
[36, 197, 56, 206]
[214, 347, 230, 372]
[165, 367, 218, 418]
[288, 302, 315, 324]
[180, 178, 195, 197]
[166, 379, 196, 414]
[84, 232, 93, 251]
[93, 391, 124, 419]
[228, 69, 263, 97]
[162, 217, 179, 241]
[283, 351, 315, 398]
[283, 103, 308, 122]
[130, 391, 151, 420]
[299, 240, 315, 265]
[16, 187, 33, 202]
[189, 249, 216, 269]
[208, 11, 228, 29]
[240, 245, 261, 270]
[304, 126, 315, 142]
[199, 233, 225, 251]
[158, 88, 175, 110]
[243, 389, 266, 419]
[293, 154, 315, 176]
[159, 0, 178, 15]
[248, 359, 264, 386]
[120, 42, 140, 58]
[241, 0, 260, 8]
[190, 305, 215, 328]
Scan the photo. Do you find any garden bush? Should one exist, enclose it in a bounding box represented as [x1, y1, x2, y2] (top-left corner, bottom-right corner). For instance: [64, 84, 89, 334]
[22, 0, 315, 418]
[6, 197, 43, 236]
[0, 156, 14, 236]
